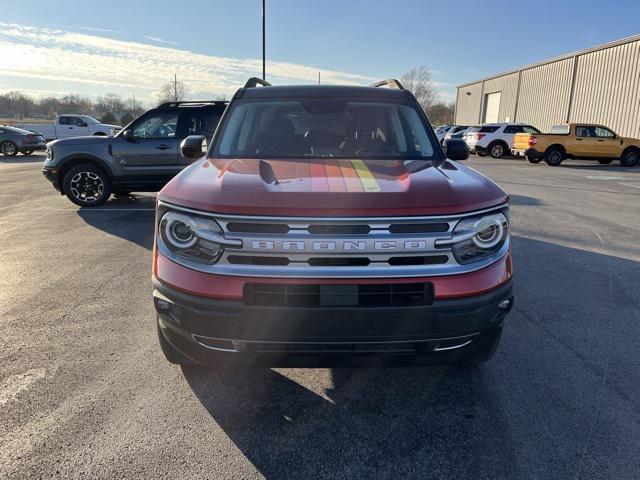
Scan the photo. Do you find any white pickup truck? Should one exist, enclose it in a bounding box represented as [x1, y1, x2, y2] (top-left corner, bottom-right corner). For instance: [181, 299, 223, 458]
[18, 114, 121, 141]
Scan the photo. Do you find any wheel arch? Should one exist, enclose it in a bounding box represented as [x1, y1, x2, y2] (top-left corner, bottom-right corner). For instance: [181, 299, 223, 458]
[621, 145, 640, 156]
[544, 144, 566, 155]
[58, 154, 114, 194]
[488, 139, 509, 150]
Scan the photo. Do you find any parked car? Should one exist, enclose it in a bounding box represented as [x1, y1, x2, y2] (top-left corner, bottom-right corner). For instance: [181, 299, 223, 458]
[152, 78, 513, 368]
[18, 114, 121, 141]
[41, 101, 228, 207]
[434, 124, 453, 143]
[0, 125, 46, 156]
[464, 123, 540, 158]
[512, 123, 640, 167]
[442, 125, 470, 145]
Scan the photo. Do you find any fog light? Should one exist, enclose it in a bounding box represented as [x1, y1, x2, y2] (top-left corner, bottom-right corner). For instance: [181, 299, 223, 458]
[156, 299, 171, 311]
[498, 299, 511, 310]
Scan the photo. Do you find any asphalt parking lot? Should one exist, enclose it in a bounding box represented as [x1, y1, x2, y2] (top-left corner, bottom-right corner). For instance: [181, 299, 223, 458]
[1, 152, 639, 479]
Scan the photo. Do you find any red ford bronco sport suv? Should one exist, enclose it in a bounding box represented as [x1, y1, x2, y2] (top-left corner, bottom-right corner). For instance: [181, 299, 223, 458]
[152, 78, 513, 367]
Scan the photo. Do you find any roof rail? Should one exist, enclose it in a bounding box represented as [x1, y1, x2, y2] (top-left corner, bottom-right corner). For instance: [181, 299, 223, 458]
[370, 79, 405, 90]
[157, 100, 227, 108]
[244, 77, 272, 88]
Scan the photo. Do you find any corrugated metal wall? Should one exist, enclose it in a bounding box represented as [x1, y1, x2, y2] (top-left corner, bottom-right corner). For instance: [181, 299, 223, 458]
[454, 82, 482, 125]
[454, 37, 640, 137]
[516, 58, 574, 132]
[482, 73, 519, 123]
[570, 40, 640, 138]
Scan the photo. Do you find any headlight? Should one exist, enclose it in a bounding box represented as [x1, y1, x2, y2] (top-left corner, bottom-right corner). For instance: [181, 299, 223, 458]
[159, 211, 241, 264]
[441, 211, 509, 264]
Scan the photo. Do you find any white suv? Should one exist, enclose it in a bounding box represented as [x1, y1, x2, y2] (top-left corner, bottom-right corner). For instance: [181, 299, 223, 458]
[464, 123, 540, 158]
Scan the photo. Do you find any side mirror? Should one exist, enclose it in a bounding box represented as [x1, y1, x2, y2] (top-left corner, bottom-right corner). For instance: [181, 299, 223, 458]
[444, 138, 469, 161]
[122, 129, 135, 141]
[180, 135, 207, 159]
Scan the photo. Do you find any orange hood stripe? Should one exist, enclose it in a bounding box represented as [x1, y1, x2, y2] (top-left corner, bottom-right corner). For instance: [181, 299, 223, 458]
[325, 160, 347, 192]
[338, 160, 364, 192]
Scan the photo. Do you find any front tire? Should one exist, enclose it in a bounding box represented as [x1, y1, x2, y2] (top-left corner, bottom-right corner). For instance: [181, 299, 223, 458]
[597, 159, 613, 165]
[62, 164, 112, 207]
[22, 149, 34, 156]
[489, 142, 507, 158]
[620, 148, 639, 167]
[1, 141, 18, 156]
[526, 155, 542, 164]
[544, 147, 565, 166]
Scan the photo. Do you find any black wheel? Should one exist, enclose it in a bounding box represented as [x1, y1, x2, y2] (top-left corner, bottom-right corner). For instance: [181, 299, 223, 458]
[22, 149, 34, 156]
[544, 147, 565, 166]
[1, 141, 18, 156]
[62, 163, 112, 207]
[157, 322, 194, 365]
[526, 155, 542, 164]
[489, 142, 507, 158]
[620, 148, 640, 167]
[463, 328, 503, 365]
[597, 159, 613, 165]
[476, 151, 488, 157]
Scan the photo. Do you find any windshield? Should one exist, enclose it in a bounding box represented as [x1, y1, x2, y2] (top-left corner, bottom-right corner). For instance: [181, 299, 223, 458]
[84, 116, 100, 124]
[212, 98, 438, 160]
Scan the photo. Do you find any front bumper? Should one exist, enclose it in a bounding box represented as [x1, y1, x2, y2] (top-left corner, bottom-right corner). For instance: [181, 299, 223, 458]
[154, 277, 513, 367]
[42, 166, 61, 191]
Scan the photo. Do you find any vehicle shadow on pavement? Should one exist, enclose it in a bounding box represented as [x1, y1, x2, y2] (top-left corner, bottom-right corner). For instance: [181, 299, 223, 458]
[76, 194, 156, 250]
[179, 237, 640, 478]
[509, 194, 544, 206]
[556, 162, 640, 172]
[0, 154, 45, 164]
[182, 364, 519, 479]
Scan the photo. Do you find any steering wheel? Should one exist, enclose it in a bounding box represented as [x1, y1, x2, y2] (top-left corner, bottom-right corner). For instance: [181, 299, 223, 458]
[355, 144, 400, 157]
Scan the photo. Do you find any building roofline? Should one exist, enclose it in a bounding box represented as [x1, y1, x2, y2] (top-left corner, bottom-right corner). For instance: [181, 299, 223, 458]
[456, 33, 640, 89]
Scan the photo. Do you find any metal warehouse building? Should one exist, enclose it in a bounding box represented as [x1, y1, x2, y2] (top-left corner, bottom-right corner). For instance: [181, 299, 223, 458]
[454, 34, 640, 138]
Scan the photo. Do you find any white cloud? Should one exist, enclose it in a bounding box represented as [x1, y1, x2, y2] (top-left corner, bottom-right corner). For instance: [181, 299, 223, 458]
[144, 35, 179, 46]
[79, 26, 123, 34]
[0, 22, 377, 102]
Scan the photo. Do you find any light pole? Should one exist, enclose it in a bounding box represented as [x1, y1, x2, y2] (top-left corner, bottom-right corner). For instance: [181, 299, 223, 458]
[262, 0, 266, 80]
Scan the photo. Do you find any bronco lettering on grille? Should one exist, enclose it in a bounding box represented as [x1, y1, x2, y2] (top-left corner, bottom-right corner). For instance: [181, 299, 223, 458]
[248, 239, 430, 252]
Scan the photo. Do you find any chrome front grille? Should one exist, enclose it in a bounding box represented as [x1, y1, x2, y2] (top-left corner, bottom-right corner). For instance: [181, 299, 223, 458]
[157, 202, 510, 278]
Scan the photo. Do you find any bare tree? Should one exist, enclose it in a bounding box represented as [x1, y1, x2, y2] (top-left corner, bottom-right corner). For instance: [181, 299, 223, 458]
[124, 95, 145, 118]
[157, 79, 188, 103]
[401, 67, 439, 114]
[95, 93, 125, 116]
[426, 102, 455, 126]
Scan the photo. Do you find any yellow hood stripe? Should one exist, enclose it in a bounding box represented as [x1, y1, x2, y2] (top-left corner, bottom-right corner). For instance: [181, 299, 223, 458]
[351, 160, 382, 192]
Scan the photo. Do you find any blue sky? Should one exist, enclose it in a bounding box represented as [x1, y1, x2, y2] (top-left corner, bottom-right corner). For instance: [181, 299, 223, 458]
[1, 0, 639, 105]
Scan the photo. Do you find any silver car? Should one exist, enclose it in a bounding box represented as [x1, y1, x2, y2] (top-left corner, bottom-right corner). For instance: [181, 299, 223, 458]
[0, 125, 46, 156]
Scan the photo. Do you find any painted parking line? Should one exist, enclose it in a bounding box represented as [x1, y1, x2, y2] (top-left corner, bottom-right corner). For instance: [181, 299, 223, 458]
[586, 176, 634, 181]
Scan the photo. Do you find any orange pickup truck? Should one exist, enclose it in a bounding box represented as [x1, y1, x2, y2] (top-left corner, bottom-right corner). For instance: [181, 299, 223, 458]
[512, 123, 640, 167]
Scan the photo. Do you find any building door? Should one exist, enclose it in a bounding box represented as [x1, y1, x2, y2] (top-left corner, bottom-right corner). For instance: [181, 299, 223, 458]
[483, 92, 501, 123]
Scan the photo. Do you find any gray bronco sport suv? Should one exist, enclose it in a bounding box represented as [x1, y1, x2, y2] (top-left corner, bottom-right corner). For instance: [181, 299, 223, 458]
[42, 101, 227, 207]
